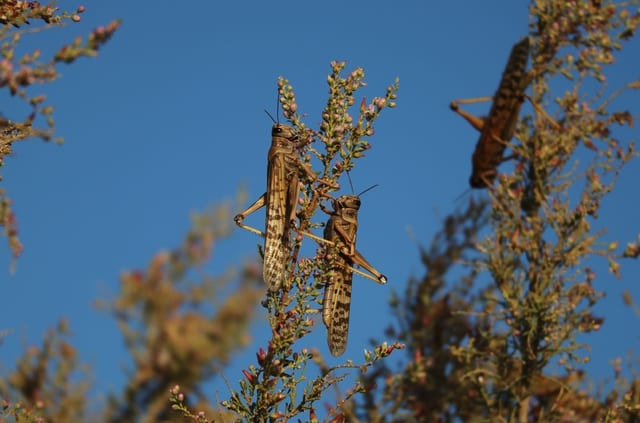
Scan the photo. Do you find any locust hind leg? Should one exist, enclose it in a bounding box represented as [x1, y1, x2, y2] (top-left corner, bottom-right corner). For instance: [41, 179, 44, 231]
[450, 96, 494, 133]
[234, 193, 267, 237]
[300, 229, 387, 284]
[351, 249, 387, 284]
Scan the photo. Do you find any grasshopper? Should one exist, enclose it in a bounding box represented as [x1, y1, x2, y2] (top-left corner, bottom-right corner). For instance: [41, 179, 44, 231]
[450, 37, 531, 189]
[319, 190, 387, 356]
[234, 123, 337, 291]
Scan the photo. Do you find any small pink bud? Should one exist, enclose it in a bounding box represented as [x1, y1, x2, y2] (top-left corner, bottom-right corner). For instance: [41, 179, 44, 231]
[256, 347, 266, 363]
[242, 369, 255, 384]
[374, 97, 386, 108]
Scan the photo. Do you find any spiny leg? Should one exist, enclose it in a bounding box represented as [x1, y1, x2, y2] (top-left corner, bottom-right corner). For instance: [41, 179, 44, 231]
[234, 193, 267, 237]
[450, 96, 494, 132]
[298, 229, 386, 284]
[351, 249, 387, 283]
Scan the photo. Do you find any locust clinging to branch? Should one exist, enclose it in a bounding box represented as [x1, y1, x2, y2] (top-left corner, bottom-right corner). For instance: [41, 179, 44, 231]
[317, 186, 387, 356]
[450, 36, 531, 189]
[234, 121, 336, 291]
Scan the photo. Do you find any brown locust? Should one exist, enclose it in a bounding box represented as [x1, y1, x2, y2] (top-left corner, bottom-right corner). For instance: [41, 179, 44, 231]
[235, 123, 335, 291]
[320, 191, 387, 356]
[450, 37, 531, 188]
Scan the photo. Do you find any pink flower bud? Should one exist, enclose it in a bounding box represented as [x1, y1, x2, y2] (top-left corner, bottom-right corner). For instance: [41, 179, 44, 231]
[242, 369, 255, 384]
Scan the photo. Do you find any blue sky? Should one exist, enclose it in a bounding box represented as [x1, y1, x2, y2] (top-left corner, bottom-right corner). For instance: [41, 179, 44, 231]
[1, 0, 639, 414]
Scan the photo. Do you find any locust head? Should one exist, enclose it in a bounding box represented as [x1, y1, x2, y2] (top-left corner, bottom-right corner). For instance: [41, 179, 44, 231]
[334, 195, 361, 211]
[271, 123, 298, 142]
[469, 170, 497, 189]
[333, 195, 360, 226]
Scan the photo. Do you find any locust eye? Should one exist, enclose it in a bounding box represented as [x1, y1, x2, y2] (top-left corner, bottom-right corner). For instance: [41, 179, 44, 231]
[272, 125, 286, 137]
[272, 124, 298, 141]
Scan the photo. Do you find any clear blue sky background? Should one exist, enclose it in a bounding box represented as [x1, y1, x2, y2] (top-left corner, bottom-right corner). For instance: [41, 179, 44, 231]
[1, 0, 639, 414]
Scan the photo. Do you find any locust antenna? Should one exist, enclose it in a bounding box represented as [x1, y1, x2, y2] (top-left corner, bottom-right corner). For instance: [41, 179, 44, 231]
[346, 171, 378, 197]
[264, 109, 277, 123]
[264, 88, 281, 124]
[453, 187, 472, 204]
[346, 171, 356, 194]
[357, 183, 379, 197]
